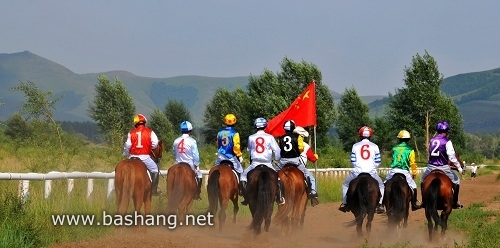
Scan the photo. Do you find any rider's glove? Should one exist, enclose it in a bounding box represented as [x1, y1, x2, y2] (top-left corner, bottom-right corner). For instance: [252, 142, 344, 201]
[238, 156, 243, 163]
[458, 166, 463, 174]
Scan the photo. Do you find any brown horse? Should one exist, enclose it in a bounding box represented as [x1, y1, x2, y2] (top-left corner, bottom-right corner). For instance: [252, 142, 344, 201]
[114, 140, 163, 231]
[345, 173, 381, 237]
[207, 160, 239, 232]
[421, 170, 454, 241]
[273, 164, 308, 236]
[166, 162, 197, 223]
[246, 165, 279, 236]
[383, 173, 411, 232]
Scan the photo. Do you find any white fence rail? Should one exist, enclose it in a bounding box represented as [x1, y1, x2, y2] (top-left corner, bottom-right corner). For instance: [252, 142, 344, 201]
[0, 168, 426, 201]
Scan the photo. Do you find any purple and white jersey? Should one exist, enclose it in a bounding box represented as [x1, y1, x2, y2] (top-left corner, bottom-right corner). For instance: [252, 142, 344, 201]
[428, 134, 460, 168]
[247, 130, 281, 165]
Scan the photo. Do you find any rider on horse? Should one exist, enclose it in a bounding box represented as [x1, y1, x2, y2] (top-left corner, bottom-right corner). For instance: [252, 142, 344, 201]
[214, 114, 244, 181]
[420, 121, 463, 209]
[122, 114, 161, 195]
[240, 117, 281, 205]
[384, 130, 422, 211]
[172, 121, 203, 200]
[338, 126, 385, 214]
[292, 126, 320, 206]
[276, 120, 319, 205]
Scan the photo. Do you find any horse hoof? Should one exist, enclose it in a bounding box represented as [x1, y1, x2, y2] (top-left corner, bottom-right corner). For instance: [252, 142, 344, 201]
[311, 198, 319, 207]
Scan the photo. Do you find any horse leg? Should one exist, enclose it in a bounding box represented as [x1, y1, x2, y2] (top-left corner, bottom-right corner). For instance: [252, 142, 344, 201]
[441, 211, 450, 239]
[219, 198, 229, 232]
[231, 193, 239, 224]
[366, 212, 374, 237]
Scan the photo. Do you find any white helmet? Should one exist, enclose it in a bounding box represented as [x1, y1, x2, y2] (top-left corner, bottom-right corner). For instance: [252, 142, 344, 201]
[180, 121, 193, 132]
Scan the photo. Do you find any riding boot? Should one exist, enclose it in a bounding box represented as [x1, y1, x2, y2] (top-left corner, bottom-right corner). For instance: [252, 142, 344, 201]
[151, 172, 161, 196]
[276, 180, 285, 205]
[452, 184, 463, 209]
[240, 181, 248, 205]
[411, 188, 421, 211]
[195, 178, 202, 200]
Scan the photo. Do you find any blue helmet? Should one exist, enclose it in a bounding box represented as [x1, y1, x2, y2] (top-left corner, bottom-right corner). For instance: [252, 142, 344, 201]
[436, 121, 449, 133]
[254, 117, 267, 129]
[180, 121, 193, 132]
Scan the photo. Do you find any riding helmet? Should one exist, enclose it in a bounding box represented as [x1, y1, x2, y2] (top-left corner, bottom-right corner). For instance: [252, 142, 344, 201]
[224, 114, 237, 125]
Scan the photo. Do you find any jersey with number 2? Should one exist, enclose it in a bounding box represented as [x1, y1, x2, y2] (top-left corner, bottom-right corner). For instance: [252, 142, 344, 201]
[350, 139, 381, 172]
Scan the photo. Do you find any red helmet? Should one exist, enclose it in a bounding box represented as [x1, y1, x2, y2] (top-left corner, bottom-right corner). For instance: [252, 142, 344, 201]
[133, 114, 147, 125]
[358, 126, 373, 138]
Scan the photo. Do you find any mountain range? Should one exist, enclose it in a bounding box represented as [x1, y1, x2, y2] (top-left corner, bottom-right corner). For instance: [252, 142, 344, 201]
[1, 51, 499, 134]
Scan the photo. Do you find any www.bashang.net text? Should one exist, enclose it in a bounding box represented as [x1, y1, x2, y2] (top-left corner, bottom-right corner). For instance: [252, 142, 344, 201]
[51, 211, 214, 229]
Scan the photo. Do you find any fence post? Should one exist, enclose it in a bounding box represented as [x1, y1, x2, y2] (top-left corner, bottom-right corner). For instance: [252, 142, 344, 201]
[107, 178, 114, 200]
[87, 178, 94, 200]
[67, 179, 75, 196]
[44, 180, 52, 199]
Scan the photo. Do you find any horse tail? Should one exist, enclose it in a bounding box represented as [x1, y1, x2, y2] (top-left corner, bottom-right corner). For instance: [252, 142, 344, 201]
[250, 170, 273, 230]
[346, 177, 370, 227]
[207, 170, 220, 215]
[167, 167, 185, 214]
[118, 163, 134, 215]
[389, 181, 405, 221]
[425, 178, 441, 226]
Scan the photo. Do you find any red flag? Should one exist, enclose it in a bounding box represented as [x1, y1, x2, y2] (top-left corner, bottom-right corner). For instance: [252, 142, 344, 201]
[265, 81, 316, 137]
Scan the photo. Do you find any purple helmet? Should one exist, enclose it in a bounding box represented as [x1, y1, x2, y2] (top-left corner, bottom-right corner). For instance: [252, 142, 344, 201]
[436, 121, 450, 133]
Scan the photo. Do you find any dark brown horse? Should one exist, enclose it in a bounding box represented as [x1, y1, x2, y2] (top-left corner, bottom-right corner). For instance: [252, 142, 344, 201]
[421, 170, 454, 241]
[383, 173, 411, 232]
[246, 165, 279, 236]
[207, 160, 239, 232]
[114, 140, 163, 231]
[166, 162, 197, 223]
[273, 164, 308, 236]
[345, 173, 381, 237]
[422, 153, 463, 241]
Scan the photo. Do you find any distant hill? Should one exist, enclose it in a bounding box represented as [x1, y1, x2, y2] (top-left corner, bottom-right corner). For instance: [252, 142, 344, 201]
[1, 51, 500, 133]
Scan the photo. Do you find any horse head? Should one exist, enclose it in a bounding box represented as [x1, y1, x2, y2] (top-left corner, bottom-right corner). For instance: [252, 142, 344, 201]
[150, 140, 164, 163]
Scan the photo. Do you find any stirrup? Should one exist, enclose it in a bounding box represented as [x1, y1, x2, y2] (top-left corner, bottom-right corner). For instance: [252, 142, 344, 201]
[453, 202, 463, 209]
[278, 197, 285, 205]
[376, 204, 385, 214]
[310, 197, 319, 207]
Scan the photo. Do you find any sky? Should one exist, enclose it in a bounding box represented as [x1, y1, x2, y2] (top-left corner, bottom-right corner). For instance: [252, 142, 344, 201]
[2, 1, 500, 96]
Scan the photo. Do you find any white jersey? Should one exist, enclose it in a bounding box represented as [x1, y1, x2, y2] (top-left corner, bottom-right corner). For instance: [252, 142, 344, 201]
[350, 138, 382, 173]
[247, 130, 281, 164]
[172, 134, 200, 167]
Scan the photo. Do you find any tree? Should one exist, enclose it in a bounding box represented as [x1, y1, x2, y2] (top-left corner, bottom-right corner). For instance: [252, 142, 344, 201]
[4, 112, 33, 141]
[164, 100, 192, 135]
[247, 57, 336, 146]
[371, 116, 394, 154]
[335, 87, 371, 151]
[88, 75, 135, 148]
[10, 81, 65, 157]
[149, 108, 175, 144]
[386, 51, 465, 157]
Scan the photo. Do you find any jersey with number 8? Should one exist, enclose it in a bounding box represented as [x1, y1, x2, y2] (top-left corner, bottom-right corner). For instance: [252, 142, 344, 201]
[247, 131, 281, 163]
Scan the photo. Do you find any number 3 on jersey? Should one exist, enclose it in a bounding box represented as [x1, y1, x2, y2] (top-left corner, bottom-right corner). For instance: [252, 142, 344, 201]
[360, 144, 371, 160]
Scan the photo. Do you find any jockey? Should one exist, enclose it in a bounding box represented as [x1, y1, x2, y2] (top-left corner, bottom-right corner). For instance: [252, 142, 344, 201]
[214, 114, 244, 175]
[239, 117, 281, 205]
[172, 121, 203, 200]
[293, 126, 320, 207]
[421, 121, 463, 209]
[384, 130, 421, 211]
[338, 126, 385, 214]
[122, 114, 161, 195]
[276, 120, 304, 205]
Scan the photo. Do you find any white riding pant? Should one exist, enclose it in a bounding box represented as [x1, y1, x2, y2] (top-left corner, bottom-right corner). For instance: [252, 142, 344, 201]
[214, 154, 243, 174]
[129, 155, 158, 173]
[384, 168, 417, 190]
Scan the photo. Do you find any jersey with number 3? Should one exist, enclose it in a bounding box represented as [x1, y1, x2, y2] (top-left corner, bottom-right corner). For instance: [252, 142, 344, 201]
[278, 133, 301, 158]
[247, 131, 281, 163]
[350, 139, 381, 172]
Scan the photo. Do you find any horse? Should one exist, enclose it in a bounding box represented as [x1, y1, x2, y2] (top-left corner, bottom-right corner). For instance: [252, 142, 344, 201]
[383, 173, 411, 232]
[114, 140, 164, 231]
[273, 164, 308, 236]
[245, 165, 279, 236]
[207, 160, 239, 232]
[150, 139, 164, 164]
[421, 152, 464, 241]
[166, 162, 197, 223]
[345, 173, 381, 237]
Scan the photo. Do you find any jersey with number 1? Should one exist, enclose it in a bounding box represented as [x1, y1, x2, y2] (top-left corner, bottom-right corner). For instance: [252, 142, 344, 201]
[172, 134, 200, 166]
[247, 130, 281, 163]
[350, 139, 381, 173]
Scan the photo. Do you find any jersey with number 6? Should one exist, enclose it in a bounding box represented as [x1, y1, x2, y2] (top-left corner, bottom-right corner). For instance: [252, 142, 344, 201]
[350, 139, 381, 172]
[247, 130, 281, 163]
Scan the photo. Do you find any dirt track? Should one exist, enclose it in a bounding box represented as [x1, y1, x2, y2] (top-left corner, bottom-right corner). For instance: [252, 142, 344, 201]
[53, 173, 500, 248]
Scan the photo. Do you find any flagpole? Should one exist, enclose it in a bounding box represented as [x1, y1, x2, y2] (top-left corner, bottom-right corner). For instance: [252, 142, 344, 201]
[314, 125, 317, 180]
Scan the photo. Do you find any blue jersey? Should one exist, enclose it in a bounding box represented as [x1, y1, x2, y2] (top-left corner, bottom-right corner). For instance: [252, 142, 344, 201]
[216, 127, 241, 158]
[428, 134, 449, 166]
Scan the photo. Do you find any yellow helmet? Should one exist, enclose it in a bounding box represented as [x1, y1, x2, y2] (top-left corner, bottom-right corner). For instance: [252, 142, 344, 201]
[397, 130, 411, 139]
[223, 114, 237, 125]
[133, 114, 147, 125]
